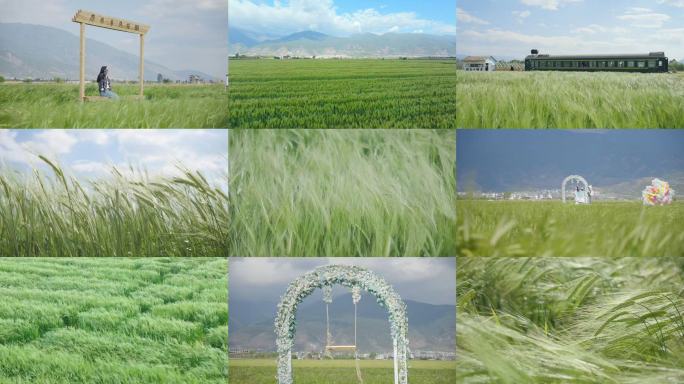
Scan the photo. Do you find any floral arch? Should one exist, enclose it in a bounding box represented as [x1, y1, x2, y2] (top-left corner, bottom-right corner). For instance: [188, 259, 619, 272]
[562, 175, 590, 203]
[275, 265, 409, 384]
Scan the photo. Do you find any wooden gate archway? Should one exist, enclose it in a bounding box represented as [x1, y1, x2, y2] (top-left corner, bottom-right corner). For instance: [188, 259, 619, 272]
[562, 175, 589, 203]
[275, 265, 409, 384]
[72, 10, 150, 101]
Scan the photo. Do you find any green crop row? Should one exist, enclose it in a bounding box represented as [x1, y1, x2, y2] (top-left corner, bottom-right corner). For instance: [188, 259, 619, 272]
[228, 59, 457, 128]
[0, 258, 227, 384]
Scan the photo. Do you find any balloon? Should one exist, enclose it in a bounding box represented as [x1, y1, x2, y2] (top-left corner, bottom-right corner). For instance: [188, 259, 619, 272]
[642, 179, 674, 206]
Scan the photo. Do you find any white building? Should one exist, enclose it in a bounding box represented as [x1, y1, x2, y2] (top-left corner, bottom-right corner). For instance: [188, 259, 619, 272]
[463, 56, 497, 72]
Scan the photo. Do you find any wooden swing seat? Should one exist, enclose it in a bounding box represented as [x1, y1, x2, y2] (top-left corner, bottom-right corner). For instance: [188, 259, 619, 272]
[83, 96, 111, 102]
[81, 95, 144, 102]
[325, 345, 357, 352]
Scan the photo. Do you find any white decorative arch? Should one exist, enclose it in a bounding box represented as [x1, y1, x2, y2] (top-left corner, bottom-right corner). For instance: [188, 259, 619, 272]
[275, 265, 409, 384]
[562, 175, 589, 203]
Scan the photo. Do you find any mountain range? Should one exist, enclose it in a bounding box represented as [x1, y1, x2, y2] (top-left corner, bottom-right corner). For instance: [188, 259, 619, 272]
[0, 23, 218, 81]
[230, 293, 455, 353]
[229, 28, 456, 58]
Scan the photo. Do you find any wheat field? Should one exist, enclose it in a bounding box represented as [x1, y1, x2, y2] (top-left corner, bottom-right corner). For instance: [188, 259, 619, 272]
[457, 257, 684, 383]
[0, 157, 228, 257]
[229, 129, 456, 256]
[456, 71, 684, 128]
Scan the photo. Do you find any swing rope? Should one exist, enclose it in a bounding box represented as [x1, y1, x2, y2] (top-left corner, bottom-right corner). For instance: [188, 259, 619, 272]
[354, 300, 363, 384]
[323, 286, 363, 383]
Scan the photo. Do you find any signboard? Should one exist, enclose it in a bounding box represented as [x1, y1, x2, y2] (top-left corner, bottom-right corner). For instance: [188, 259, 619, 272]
[72, 10, 149, 35]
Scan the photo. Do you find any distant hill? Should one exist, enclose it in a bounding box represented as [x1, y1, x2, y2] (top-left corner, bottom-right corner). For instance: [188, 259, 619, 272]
[0, 23, 218, 81]
[229, 293, 455, 353]
[271, 31, 329, 43]
[229, 28, 456, 58]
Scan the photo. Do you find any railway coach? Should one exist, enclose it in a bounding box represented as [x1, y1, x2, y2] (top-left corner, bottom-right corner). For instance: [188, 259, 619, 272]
[525, 49, 668, 73]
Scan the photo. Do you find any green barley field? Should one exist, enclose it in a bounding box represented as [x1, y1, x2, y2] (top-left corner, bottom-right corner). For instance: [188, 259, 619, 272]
[228, 59, 456, 128]
[457, 201, 684, 257]
[0, 83, 228, 128]
[0, 258, 227, 384]
[0, 158, 228, 257]
[456, 71, 684, 128]
[229, 129, 456, 257]
[457, 257, 684, 383]
[229, 358, 455, 384]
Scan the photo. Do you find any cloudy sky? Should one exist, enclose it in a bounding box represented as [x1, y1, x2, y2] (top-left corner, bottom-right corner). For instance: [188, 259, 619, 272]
[0, 0, 227, 77]
[457, 0, 684, 60]
[0, 129, 228, 188]
[457, 130, 684, 192]
[229, 258, 456, 306]
[229, 0, 456, 37]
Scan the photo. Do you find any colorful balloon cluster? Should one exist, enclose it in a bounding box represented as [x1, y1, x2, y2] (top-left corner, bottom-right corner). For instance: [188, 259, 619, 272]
[642, 178, 674, 206]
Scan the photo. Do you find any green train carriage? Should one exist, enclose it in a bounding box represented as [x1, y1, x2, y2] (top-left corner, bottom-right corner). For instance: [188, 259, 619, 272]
[525, 49, 668, 73]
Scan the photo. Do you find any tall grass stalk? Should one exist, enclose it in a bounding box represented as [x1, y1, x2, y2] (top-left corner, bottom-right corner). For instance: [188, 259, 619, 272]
[457, 257, 684, 383]
[229, 129, 456, 256]
[0, 159, 228, 256]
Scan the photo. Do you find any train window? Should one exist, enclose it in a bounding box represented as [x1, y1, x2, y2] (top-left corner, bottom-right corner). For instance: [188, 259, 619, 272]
[627, 61, 634, 67]
[658, 60, 663, 67]
[637, 61, 645, 68]
[618, 61, 624, 68]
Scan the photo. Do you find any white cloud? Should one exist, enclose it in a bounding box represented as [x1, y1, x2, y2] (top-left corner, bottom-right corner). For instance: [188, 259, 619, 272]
[617, 7, 671, 28]
[0, 0, 70, 27]
[458, 26, 683, 61]
[71, 161, 110, 176]
[231, 0, 456, 36]
[512, 10, 531, 24]
[657, 0, 684, 7]
[0, 130, 34, 165]
[0, 130, 228, 189]
[23, 130, 78, 158]
[520, 0, 582, 11]
[573, 24, 628, 34]
[457, 8, 489, 25]
[229, 258, 456, 305]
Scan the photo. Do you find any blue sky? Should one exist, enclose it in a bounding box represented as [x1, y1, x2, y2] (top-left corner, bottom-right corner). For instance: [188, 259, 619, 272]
[229, 258, 456, 305]
[0, 0, 227, 77]
[0, 130, 228, 188]
[457, 0, 684, 60]
[457, 130, 684, 192]
[229, 0, 456, 36]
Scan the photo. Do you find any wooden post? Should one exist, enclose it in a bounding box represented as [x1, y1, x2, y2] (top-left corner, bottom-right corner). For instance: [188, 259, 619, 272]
[79, 22, 85, 101]
[139, 34, 144, 98]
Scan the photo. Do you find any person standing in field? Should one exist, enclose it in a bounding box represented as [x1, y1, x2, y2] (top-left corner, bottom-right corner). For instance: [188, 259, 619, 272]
[97, 66, 119, 99]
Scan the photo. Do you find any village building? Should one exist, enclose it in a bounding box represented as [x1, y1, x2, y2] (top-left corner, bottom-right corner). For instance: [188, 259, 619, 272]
[463, 56, 497, 72]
